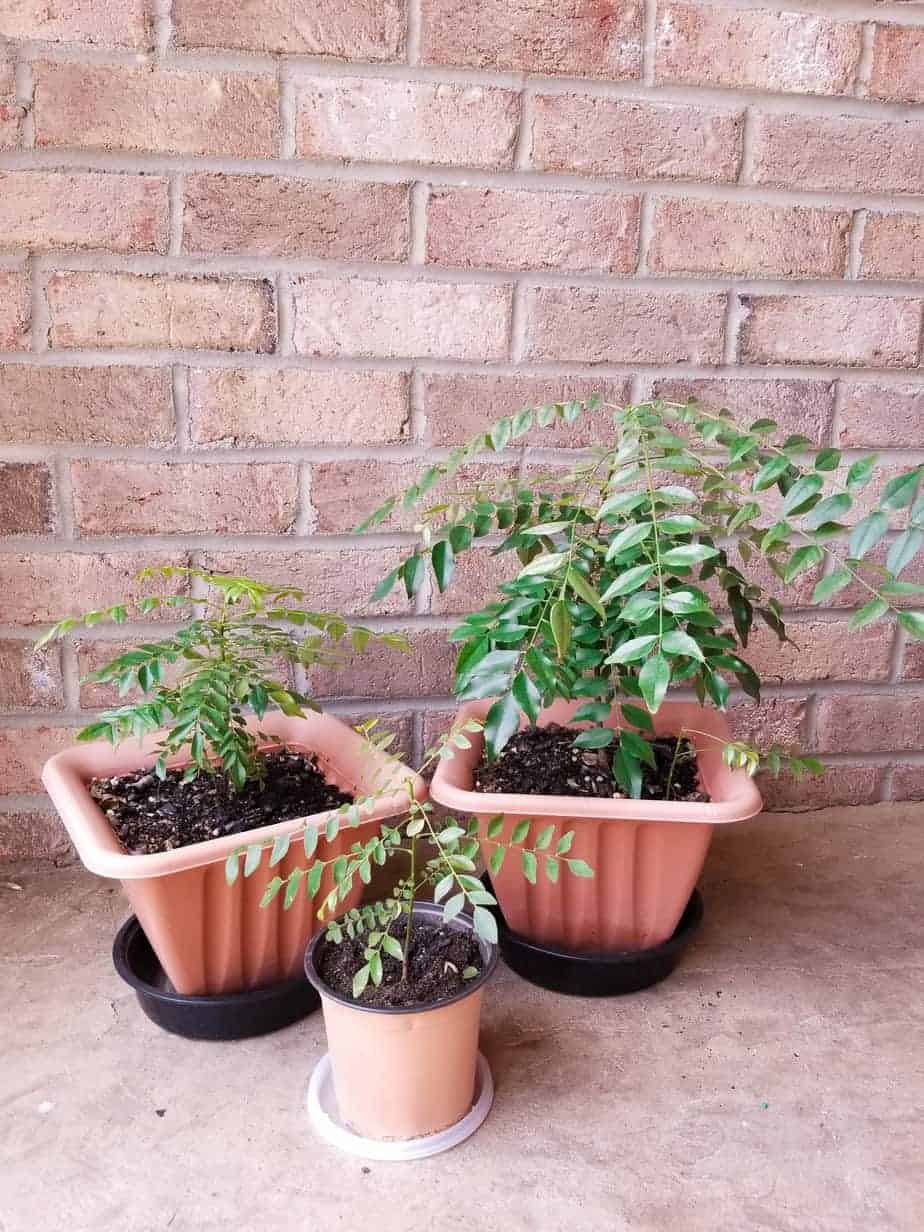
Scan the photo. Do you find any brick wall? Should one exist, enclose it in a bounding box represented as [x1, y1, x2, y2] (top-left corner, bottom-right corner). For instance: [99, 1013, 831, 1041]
[1, 1, 923, 860]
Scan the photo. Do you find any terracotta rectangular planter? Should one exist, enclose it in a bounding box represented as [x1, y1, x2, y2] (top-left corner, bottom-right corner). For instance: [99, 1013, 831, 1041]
[42, 711, 424, 996]
[430, 699, 762, 952]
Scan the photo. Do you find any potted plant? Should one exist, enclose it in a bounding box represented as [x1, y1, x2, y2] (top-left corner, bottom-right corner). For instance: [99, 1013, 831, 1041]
[357, 395, 924, 991]
[229, 717, 591, 1154]
[39, 566, 423, 1028]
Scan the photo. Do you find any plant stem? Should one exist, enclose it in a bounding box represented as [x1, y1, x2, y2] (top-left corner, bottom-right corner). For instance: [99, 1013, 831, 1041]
[402, 830, 416, 982]
[663, 728, 685, 802]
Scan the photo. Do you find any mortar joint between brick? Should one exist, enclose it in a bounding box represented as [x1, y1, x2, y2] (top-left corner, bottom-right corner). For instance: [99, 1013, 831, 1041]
[830, 377, 846, 449]
[275, 271, 294, 357]
[278, 59, 297, 160]
[27, 256, 49, 352]
[296, 462, 316, 535]
[12, 59, 34, 149]
[167, 172, 184, 256]
[409, 181, 429, 265]
[408, 368, 426, 444]
[636, 194, 655, 276]
[721, 290, 745, 366]
[406, 0, 423, 66]
[512, 88, 534, 172]
[508, 282, 528, 364]
[642, 0, 658, 88]
[846, 208, 868, 279]
[153, 0, 174, 58]
[855, 21, 876, 99]
[171, 364, 190, 449]
[737, 106, 756, 186]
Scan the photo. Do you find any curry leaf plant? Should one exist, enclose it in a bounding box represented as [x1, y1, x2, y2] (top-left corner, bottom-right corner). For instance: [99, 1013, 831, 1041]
[228, 718, 592, 998]
[357, 395, 924, 795]
[36, 567, 409, 790]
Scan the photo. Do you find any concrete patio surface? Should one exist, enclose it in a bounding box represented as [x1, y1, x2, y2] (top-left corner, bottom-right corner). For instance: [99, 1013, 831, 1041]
[1, 804, 921, 1232]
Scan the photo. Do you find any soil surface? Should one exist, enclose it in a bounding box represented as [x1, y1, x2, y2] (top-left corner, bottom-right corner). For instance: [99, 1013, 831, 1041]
[473, 723, 710, 803]
[90, 749, 353, 855]
[318, 920, 482, 1009]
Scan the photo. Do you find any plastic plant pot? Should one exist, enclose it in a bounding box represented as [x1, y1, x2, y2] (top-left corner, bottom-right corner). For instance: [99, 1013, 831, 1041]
[430, 698, 762, 953]
[42, 711, 424, 997]
[304, 901, 498, 1143]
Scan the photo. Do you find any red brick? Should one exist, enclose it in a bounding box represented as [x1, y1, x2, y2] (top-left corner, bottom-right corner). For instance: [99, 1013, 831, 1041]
[0, 365, 174, 446]
[649, 377, 835, 444]
[870, 24, 924, 103]
[726, 696, 808, 750]
[740, 295, 922, 368]
[833, 544, 924, 610]
[759, 764, 882, 811]
[174, 0, 404, 58]
[33, 62, 278, 158]
[429, 549, 517, 616]
[838, 381, 924, 448]
[902, 638, 924, 681]
[296, 78, 519, 169]
[0, 725, 78, 792]
[183, 175, 408, 261]
[0, 171, 168, 253]
[860, 214, 924, 282]
[311, 460, 518, 534]
[189, 368, 410, 447]
[524, 287, 726, 364]
[309, 630, 455, 699]
[0, 552, 188, 626]
[0, 0, 149, 46]
[47, 273, 276, 352]
[292, 276, 512, 361]
[745, 619, 893, 684]
[421, 0, 642, 78]
[427, 187, 640, 274]
[649, 199, 849, 278]
[0, 641, 63, 710]
[0, 269, 29, 350]
[71, 462, 299, 536]
[890, 764, 924, 802]
[750, 113, 924, 195]
[423, 374, 629, 448]
[0, 465, 53, 535]
[0, 60, 22, 149]
[814, 692, 924, 753]
[531, 94, 743, 182]
[655, 2, 862, 95]
[0, 810, 74, 864]
[200, 549, 414, 618]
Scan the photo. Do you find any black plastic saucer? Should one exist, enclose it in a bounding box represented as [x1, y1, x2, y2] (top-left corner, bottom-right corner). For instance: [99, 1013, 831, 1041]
[112, 915, 320, 1041]
[484, 879, 704, 997]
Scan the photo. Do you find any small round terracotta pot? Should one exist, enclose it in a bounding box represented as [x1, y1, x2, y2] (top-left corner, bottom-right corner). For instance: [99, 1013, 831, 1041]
[305, 902, 498, 1141]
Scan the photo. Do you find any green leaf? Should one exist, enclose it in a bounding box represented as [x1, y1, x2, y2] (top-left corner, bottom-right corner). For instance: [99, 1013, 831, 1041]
[307, 861, 323, 898]
[520, 551, 568, 577]
[849, 599, 889, 630]
[814, 448, 841, 472]
[654, 485, 697, 505]
[566, 568, 606, 619]
[663, 590, 708, 615]
[473, 905, 498, 945]
[898, 611, 924, 640]
[522, 850, 538, 884]
[283, 870, 301, 909]
[535, 824, 555, 851]
[565, 859, 594, 879]
[846, 456, 878, 490]
[353, 964, 371, 999]
[620, 728, 656, 769]
[658, 515, 708, 534]
[512, 671, 542, 723]
[600, 563, 655, 602]
[638, 654, 671, 714]
[521, 520, 572, 536]
[605, 522, 652, 560]
[660, 544, 718, 567]
[804, 493, 852, 531]
[571, 701, 611, 723]
[783, 545, 824, 583]
[544, 856, 560, 884]
[269, 833, 291, 868]
[431, 539, 455, 593]
[606, 634, 659, 665]
[812, 569, 852, 603]
[880, 468, 921, 511]
[887, 528, 923, 578]
[597, 490, 648, 521]
[550, 599, 571, 659]
[573, 727, 615, 749]
[555, 831, 574, 855]
[489, 845, 506, 876]
[621, 703, 654, 731]
[381, 934, 404, 962]
[849, 511, 889, 560]
[403, 554, 426, 600]
[371, 568, 400, 603]
[511, 819, 531, 843]
[303, 826, 318, 859]
[612, 744, 642, 798]
[484, 692, 520, 758]
[752, 455, 792, 491]
[224, 852, 240, 886]
[782, 474, 823, 516]
[489, 417, 512, 452]
[661, 630, 705, 661]
[486, 814, 504, 839]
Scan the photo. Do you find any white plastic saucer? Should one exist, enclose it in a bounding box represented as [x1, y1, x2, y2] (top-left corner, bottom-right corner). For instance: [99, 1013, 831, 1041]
[306, 1053, 494, 1161]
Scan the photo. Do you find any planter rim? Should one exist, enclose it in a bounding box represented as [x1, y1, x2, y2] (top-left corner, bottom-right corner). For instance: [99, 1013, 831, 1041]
[304, 900, 498, 1016]
[41, 710, 425, 880]
[430, 698, 763, 825]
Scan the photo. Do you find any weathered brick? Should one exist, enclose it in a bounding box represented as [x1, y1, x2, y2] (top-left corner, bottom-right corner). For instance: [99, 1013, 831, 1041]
[649, 199, 849, 278]
[530, 94, 743, 182]
[0, 0, 149, 46]
[750, 113, 924, 195]
[902, 637, 924, 681]
[814, 692, 924, 753]
[759, 764, 882, 811]
[200, 549, 414, 617]
[0, 641, 63, 710]
[311, 460, 518, 534]
[746, 619, 893, 684]
[655, 2, 862, 95]
[0, 60, 22, 149]
[309, 630, 456, 699]
[838, 381, 924, 448]
[650, 377, 836, 443]
[870, 24, 924, 103]
[47, 273, 276, 352]
[0, 269, 29, 350]
[189, 369, 410, 447]
[296, 78, 520, 169]
[71, 462, 299, 536]
[890, 764, 924, 802]
[423, 374, 629, 448]
[174, 0, 404, 58]
[0, 366, 174, 446]
[726, 696, 808, 750]
[292, 276, 512, 361]
[183, 175, 409, 261]
[0, 810, 74, 864]
[739, 295, 922, 368]
[860, 213, 924, 282]
[0, 725, 78, 792]
[0, 464, 53, 535]
[0, 552, 188, 625]
[524, 287, 726, 364]
[0, 171, 168, 253]
[427, 188, 640, 274]
[421, 0, 642, 78]
[33, 62, 278, 158]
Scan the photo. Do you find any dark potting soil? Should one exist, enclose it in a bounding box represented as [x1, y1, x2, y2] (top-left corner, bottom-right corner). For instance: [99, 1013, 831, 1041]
[89, 749, 353, 855]
[318, 921, 482, 1009]
[473, 723, 710, 803]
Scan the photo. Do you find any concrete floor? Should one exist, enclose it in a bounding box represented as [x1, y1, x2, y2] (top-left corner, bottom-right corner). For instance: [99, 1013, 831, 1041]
[1, 805, 921, 1232]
